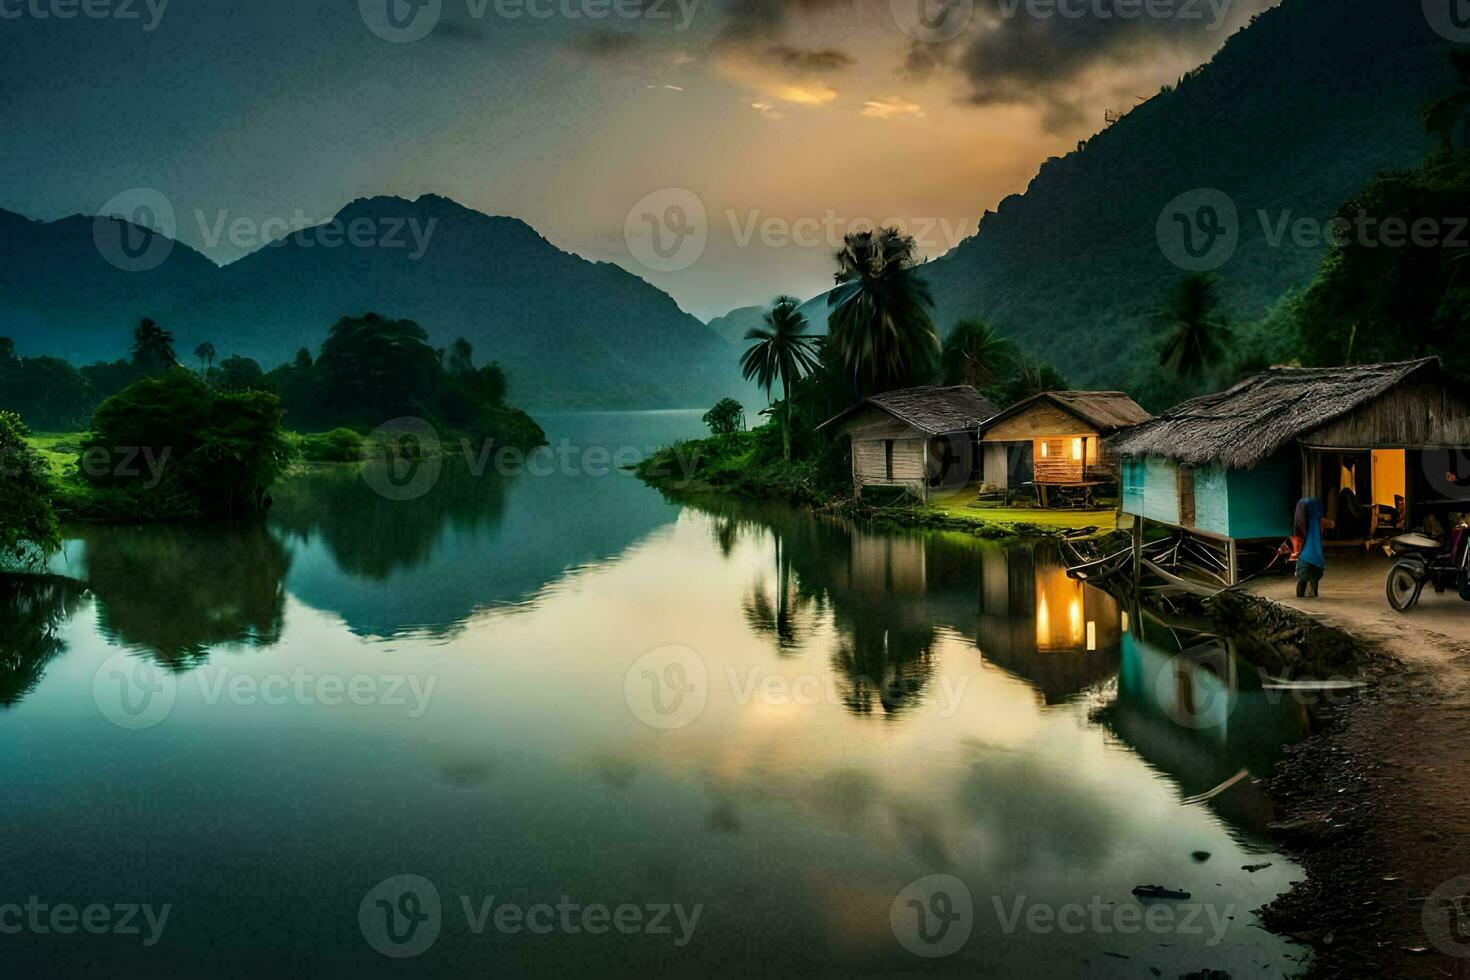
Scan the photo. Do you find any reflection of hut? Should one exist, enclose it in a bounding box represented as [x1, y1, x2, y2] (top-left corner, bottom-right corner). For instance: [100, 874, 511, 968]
[818, 386, 1000, 500]
[976, 391, 1150, 495]
[1111, 358, 1470, 583]
[974, 546, 1121, 704]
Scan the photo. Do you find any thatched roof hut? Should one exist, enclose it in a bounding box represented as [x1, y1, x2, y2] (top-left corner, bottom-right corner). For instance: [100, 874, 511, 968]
[1110, 358, 1457, 468]
[819, 385, 1000, 500]
[818, 385, 1000, 437]
[979, 390, 1151, 438]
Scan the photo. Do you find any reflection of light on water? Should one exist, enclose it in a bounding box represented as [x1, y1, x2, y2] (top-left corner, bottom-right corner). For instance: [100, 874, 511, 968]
[1086, 620, 1096, 652]
[1120, 610, 1129, 631]
[1036, 567, 1088, 652]
[1037, 593, 1050, 650]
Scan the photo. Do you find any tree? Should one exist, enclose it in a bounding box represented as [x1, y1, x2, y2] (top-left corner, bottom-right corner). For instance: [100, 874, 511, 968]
[1421, 47, 1470, 157]
[0, 411, 60, 566]
[827, 227, 939, 393]
[741, 296, 821, 462]
[1153, 273, 1233, 380]
[941, 319, 1018, 388]
[85, 369, 287, 518]
[130, 318, 178, 375]
[445, 337, 475, 376]
[314, 313, 443, 424]
[194, 342, 217, 374]
[702, 398, 746, 435]
[209, 355, 267, 391]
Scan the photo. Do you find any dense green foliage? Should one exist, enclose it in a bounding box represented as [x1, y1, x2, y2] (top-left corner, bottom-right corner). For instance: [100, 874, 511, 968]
[941, 319, 1017, 389]
[1153, 274, 1234, 381]
[0, 411, 60, 565]
[702, 399, 745, 435]
[827, 228, 939, 393]
[79, 369, 288, 520]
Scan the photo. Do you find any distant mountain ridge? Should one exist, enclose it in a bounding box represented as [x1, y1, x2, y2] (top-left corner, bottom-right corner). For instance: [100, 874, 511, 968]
[918, 0, 1454, 388]
[0, 194, 737, 410]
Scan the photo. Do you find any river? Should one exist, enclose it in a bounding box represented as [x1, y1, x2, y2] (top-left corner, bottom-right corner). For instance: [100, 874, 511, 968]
[0, 411, 1312, 976]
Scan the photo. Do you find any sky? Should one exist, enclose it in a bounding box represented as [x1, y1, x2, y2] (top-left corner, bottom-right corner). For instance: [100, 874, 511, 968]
[0, 0, 1278, 320]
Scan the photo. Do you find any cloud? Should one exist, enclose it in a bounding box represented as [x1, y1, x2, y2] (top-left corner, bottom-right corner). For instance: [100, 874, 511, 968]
[948, 0, 1279, 132]
[862, 96, 924, 119]
[750, 101, 787, 120]
[764, 44, 855, 73]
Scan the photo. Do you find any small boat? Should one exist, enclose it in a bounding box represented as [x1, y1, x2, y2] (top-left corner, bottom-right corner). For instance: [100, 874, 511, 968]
[1131, 885, 1191, 900]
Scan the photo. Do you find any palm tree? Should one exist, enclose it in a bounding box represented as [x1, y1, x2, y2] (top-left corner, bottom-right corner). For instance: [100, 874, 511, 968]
[826, 227, 939, 393]
[941, 319, 1017, 389]
[194, 341, 216, 374]
[1154, 273, 1233, 380]
[1422, 48, 1470, 156]
[130, 318, 178, 375]
[741, 296, 821, 461]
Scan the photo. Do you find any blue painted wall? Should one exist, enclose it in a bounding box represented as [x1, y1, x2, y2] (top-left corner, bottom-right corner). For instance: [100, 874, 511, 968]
[1120, 451, 1294, 539]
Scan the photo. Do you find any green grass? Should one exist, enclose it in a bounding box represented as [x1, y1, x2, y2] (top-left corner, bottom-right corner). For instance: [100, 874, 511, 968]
[24, 432, 84, 484]
[923, 488, 1117, 531]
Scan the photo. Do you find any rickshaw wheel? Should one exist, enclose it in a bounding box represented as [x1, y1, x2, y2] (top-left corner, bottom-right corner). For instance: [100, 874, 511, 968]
[1386, 563, 1423, 613]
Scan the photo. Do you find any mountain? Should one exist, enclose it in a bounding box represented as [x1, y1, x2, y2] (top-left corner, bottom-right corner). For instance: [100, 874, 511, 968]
[919, 0, 1455, 389]
[705, 304, 766, 346]
[0, 195, 738, 410]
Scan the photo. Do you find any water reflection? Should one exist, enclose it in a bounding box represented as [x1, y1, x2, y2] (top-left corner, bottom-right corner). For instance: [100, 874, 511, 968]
[0, 575, 87, 707]
[60, 521, 289, 666]
[679, 494, 1122, 715]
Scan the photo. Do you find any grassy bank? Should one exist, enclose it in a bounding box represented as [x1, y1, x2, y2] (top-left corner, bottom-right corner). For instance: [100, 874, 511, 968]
[635, 430, 1116, 540]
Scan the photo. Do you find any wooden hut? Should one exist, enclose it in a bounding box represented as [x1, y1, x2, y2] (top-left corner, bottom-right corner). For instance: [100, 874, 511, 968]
[1110, 358, 1470, 584]
[976, 391, 1151, 500]
[818, 385, 1000, 501]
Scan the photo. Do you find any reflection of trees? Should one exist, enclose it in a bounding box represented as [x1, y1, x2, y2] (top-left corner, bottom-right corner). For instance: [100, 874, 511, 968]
[831, 626, 937, 717]
[74, 522, 289, 667]
[740, 536, 825, 656]
[0, 575, 86, 707]
[270, 460, 507, 580]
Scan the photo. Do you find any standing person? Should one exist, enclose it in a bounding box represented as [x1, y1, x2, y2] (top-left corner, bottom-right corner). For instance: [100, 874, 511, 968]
[1294, 496, 1329, 598]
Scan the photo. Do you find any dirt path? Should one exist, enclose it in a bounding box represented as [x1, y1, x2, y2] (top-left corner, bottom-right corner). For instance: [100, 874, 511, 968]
[1246, 553, 1470, 977]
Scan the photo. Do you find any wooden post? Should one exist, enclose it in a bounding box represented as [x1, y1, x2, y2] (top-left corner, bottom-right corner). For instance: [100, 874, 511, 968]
[1131, 515, 1143, 593]
[1226, 537, 1239, 587]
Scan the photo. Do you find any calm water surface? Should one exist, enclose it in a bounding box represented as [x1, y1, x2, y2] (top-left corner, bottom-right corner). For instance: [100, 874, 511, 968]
[2, 412, 1312, 977]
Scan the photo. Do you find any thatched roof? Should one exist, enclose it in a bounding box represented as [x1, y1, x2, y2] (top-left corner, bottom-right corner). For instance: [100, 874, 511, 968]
[818, 385, 1001, 436]
[978, 390, 1151, 437]
[1110, 358, 1442, 468]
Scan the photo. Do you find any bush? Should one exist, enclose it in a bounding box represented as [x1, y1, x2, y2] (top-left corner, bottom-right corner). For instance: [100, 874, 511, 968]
[292, 427, 365, 463]
[81, 368, 288, 519]
[0, 411, 61, 565]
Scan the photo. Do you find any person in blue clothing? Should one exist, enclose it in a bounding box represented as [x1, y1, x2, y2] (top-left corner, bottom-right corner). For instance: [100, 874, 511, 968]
[1293, 496, 1330, 598]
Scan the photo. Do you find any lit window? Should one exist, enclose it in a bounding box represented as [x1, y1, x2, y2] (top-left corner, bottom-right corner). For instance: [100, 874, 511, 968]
[1072, 437, 1083, 461]
[1039, 442, 1048, 458]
